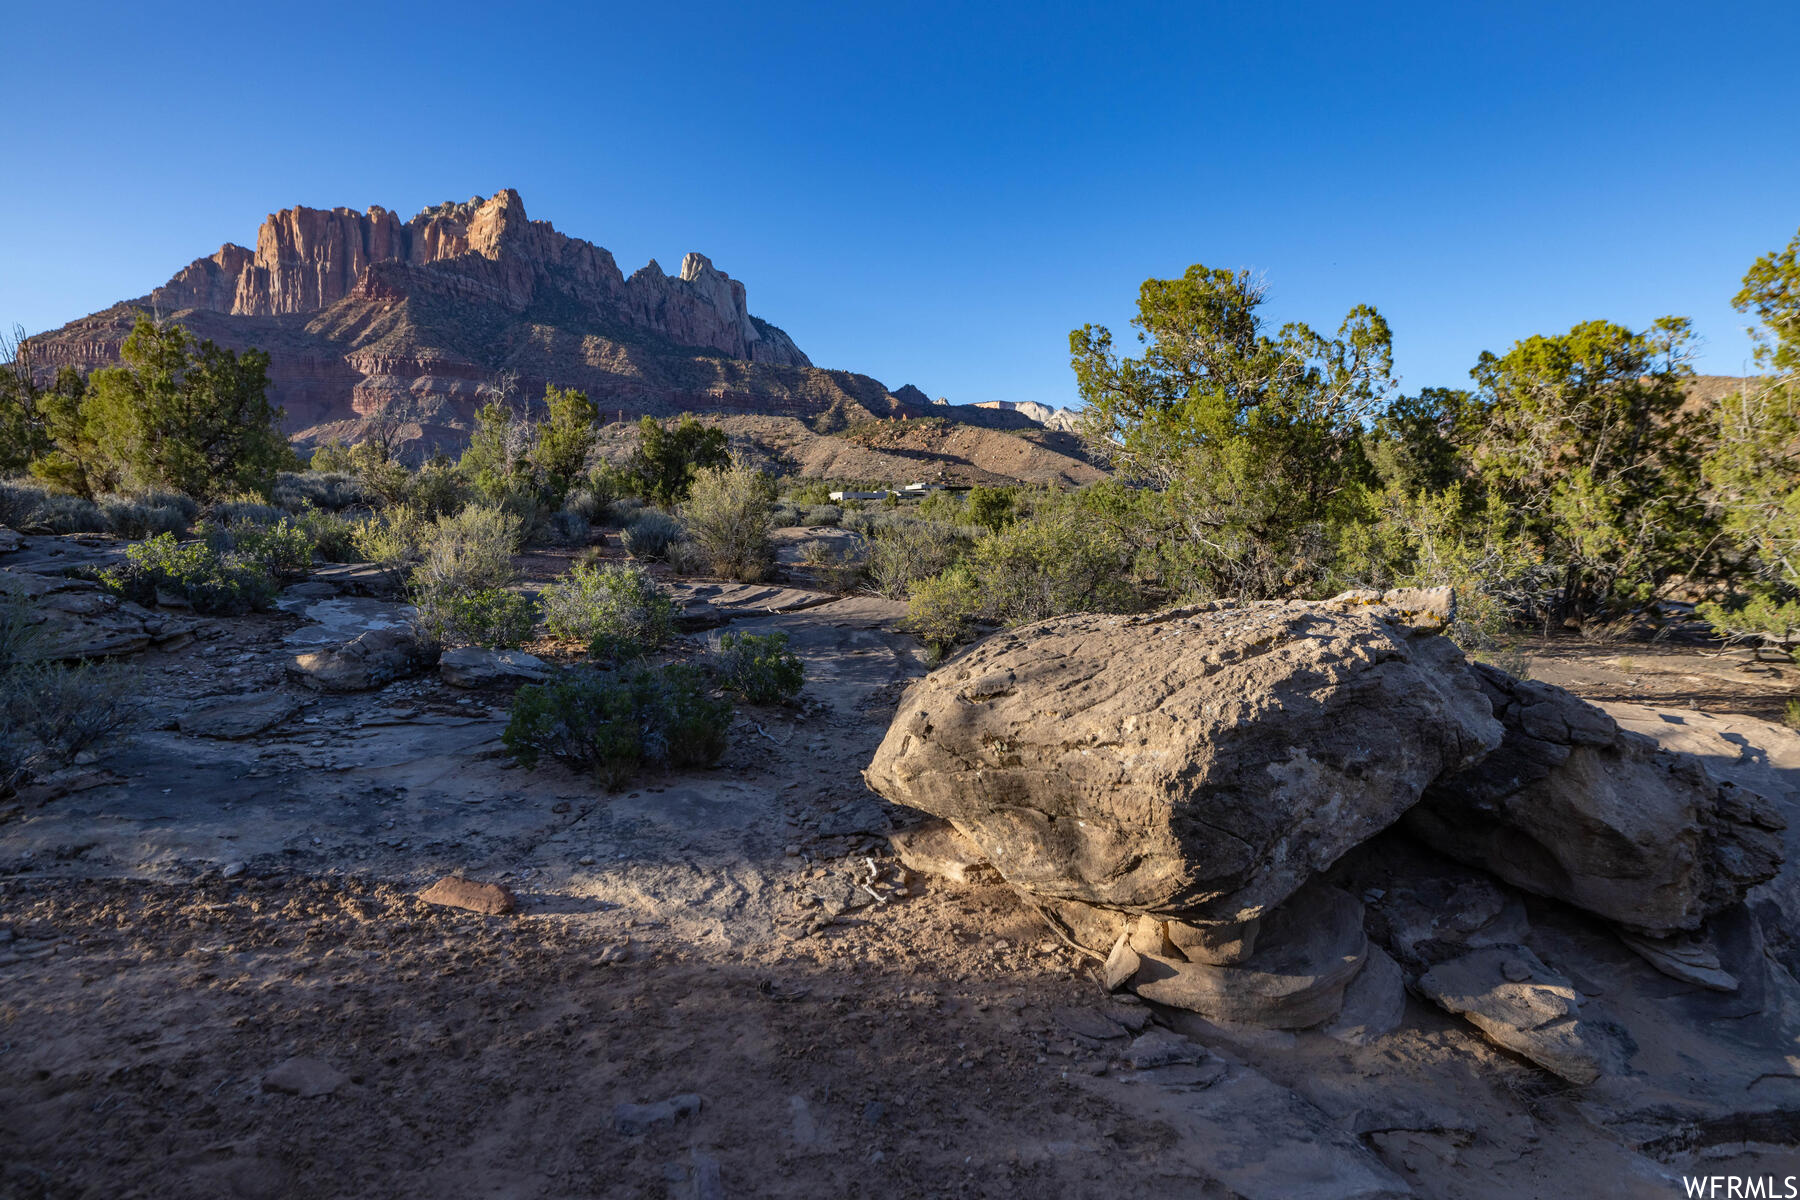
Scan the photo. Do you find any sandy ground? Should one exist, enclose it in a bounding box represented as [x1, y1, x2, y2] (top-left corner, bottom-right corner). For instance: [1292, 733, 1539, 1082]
[5, 546, 1800, 1198]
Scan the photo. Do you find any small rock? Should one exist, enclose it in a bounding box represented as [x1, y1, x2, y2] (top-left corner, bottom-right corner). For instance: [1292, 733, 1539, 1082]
[220, 861, 246, 879]
[1102, 932, 1141, 992]
[861, 1101, 887, 1125]
[614, 1093, 702, 1135]
[1124, 1029, 1209, 1069]
[1619, 926, 1741, 993]
[262, 1057, 348, 1098]
[578, 856, 596, 866]
[690, 1152, 724, 1200]
[1500, 957, 1532, 983]
[291, 628, 436, 693]
[1054, 1007, 1128, 1041]
[1321, 944, 1407, 1047]
[889, 819, 997, 885]
[418, 876, 515, 915]
[1106, 1004, 1152, 1033]
[439, 646, 550, 689]
[1418, 945, 1613, 1084]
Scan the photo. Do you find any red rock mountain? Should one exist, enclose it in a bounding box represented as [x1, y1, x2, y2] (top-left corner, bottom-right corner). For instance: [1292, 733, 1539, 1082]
[27, 190, 926, 454]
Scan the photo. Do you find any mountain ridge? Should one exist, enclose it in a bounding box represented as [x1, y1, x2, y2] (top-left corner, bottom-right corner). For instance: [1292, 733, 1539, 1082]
[23, 190, 927, 457]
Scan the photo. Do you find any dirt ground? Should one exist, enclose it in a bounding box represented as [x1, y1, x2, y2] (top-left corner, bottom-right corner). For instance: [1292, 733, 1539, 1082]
[4, 546, 1800, 1198]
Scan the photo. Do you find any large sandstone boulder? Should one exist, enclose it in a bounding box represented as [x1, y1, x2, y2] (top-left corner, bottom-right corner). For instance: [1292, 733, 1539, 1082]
[864, 600, 1502, 926]
[1409, 664, 1785, 937]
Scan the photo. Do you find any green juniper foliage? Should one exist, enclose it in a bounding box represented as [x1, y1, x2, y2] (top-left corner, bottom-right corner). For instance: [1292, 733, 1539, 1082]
[711, 630, 805, 704]
[503, 665, 733, 788]
[628, 416, 730, 506]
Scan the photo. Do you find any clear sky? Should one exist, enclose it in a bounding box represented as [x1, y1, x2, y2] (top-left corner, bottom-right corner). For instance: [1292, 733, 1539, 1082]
[4, 2, 1797, 407]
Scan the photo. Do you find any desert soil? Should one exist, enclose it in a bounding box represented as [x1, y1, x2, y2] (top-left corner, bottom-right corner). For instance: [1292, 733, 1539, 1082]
[3, 543, 1798, 1199]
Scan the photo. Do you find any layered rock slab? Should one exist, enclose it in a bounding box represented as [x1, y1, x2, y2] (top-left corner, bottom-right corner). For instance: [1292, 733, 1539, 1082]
[1410, 664, 1785, 936]
[864, 601, 1502, 925]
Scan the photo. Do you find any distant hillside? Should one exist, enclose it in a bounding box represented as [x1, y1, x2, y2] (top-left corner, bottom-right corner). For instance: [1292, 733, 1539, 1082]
[24, 189, 1102, 483]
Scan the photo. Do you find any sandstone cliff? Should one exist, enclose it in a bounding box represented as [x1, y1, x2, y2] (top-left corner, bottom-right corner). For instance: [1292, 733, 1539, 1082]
[25, 190, 901, 456]
[147, 190, 808, 366]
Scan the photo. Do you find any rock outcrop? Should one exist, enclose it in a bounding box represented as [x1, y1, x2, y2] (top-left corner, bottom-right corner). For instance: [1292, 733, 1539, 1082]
[864, 599, 1502, 925]
[149, 191, 808, 366]
[1409, 664, 1786, 936]
[869, 595, 1793, 1092]
[438, 646, 550, 689]
[25, 190, 938, 458]
[289, 627, 436, 692]
[1, 568, 197, 659]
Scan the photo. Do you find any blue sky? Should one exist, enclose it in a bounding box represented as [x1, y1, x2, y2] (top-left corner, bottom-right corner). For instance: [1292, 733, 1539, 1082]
[4, 2, 1797, 407]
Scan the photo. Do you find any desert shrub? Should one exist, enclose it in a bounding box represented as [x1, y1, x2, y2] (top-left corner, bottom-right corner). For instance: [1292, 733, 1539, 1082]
[797, 539, 866, 591]
[389, 463, 460, 518]
[406, 504, 522, 640]
[785, 480, 835, 506]
[0, 481, 107, 533]
[867, 519, 966, 599]
[291, 506, 360, 562]
[306, 440, 355, 474]
[951, 503, 1142, 626]
[914, 490, 965, 523]
[562, 488, 604, 523]
[99, 534, 278, 615]
[901, 564, 983, 654]
[342, 441, 415, 508]
[966, 485, 1019, 532]
[0, 590, 43, 677]
[841, 509, 913, 537]
[799, 504, 842, 527]
[350, 506, 423, 588]
[274, 470, 366, 513]
[503, 664, 733, 787]
[771, 501, 802, 527]
[711, 630, 805, 704]
[2, 658, 139, 781]
[541, 562, 674, 658]
[35, 493, 109, 533]
[606, 496, 646, 526]
[622, 510, 684, 561]
[0, 480, 42, 528]
[682, 465, 776, 583]
[411, 504, 520, 597]
[666, 538, 713, 577]
[200, 516, 315, 579]
[208, 496, 284, 526]
[415, 586, 538, 649]
[1335, 483, 1540, 654]
[545, 510, 592, 545]
[97, 492, 193, 538]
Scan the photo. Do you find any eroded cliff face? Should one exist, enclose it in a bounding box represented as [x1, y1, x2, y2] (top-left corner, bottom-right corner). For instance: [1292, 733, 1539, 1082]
[19, 188, 886, 454]
[146, 189, 808, 367]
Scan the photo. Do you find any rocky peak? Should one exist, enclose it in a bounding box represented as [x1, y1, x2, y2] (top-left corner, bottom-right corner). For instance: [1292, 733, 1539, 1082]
[145, 190, 810, 367]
